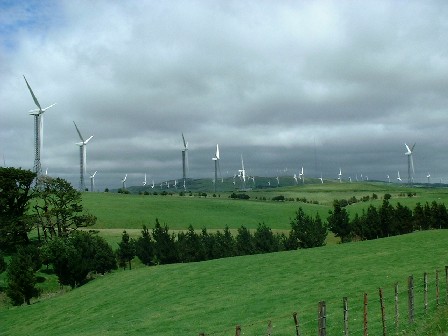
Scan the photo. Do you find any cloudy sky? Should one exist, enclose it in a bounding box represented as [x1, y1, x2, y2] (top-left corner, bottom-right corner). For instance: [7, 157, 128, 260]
[1, 0, 448, 190]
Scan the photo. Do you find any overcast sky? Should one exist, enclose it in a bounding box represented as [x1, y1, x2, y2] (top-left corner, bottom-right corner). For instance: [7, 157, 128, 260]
[1, 0, 448, 190]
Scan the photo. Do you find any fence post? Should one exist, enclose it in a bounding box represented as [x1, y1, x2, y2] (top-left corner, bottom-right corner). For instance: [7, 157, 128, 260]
[318, 301, 327, 336]
[394, 282, 399, 331]
[408, 275, 415, 324]
[266, 320, 272, 336]
[235, 325, 241, 336]
[436, 269, 440, 307]
[343, 296, 349, 336]
[363, 293, 368, 336]
[293, 312, 301, 336]
[424, 272, 428, 313]
[445, 266, 448, 304]
[379, 288, 387, 336]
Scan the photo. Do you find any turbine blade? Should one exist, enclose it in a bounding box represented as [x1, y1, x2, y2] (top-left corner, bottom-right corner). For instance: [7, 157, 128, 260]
[85, 135, 94, 144]
[23, 75, 42, 110]
[216, 144, 220, 160]
[73, 121, 84, 141]
[42, 103, 57, 111]
[182, 133, 187, 148]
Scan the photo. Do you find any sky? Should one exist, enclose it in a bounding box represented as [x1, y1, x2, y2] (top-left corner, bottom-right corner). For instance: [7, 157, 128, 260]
[1, 0, 448, 191]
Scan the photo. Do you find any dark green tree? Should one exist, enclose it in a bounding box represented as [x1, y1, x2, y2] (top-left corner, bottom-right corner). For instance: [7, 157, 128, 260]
[6, 246, 40, 305]
[135, 225, 154, 266]
[392, 202, 413, 235]
[33, 177, 96, 242]
[0, 167, 36, 250]
[0, 251, 6, 274]
[200, 228, 215, 260]
[91, 235, 117, 274]
[177, 225, 204, 263]
[212, 226, 235, 258]
[116, 230, 136, 270]
[327, 200, 352, 243]
[290, 208, 327, 248]
[363, 205, 381, 240]
[152, 219, 177, 264]
[253, 223, 277, 253]
[235, 226, 255, 256]
[379, 197, 394, 237]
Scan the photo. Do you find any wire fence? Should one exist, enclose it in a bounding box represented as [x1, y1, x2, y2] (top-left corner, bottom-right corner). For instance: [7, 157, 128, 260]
[198, 266, 448, 335]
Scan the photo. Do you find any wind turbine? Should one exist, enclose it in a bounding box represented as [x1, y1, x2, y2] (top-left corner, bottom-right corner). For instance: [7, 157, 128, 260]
[212, 144, 221, 193]
[405, 143, 416, 185]
[293, 174, 298, 184]
[338, 168, 342, 182]
[397, 171, 402, 182]
[73, 121, 93, 191]
[319, 173, 324, 184]
[299, 166, 304, 184]
[121, 174, 127, 190]
[143, 173, 147, 186]
[24, 76, 56, 176]
[181, 133, 189, 188]
[238, 154, 246, 189]
[90, 171, 97, 192]
[427, 173, 431, 184]
[387, 175, 390, 183]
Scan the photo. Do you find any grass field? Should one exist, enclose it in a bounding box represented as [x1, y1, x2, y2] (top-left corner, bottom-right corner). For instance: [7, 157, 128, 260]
[1, 230, 448, 335]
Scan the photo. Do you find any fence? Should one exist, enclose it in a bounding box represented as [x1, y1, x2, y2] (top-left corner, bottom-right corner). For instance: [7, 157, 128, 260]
[198, 266, 448, 335]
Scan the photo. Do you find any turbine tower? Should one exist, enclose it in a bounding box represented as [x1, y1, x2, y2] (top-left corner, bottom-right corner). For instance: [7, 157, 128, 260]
[404, 143, 416, 185]
[73, 121, 94, 191]
[90, 171, 97, 192]
[24, 76, 56, 176]
[212, 144, 220, 193]
[238, 154, 246, 190]
[181, 133, 189, 188]
[122, 174, 127, 190]
[143, 173, 147, 186]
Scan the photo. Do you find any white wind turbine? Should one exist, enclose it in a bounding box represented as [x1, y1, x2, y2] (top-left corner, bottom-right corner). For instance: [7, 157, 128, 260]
[387, 175, 390, 183]
[319, 173, 324, 184]
[405, 143, 416, 184]
[299, 166, 304, 184]
[73, 121, 93, 191]
[181, 133, 189, 187]
[427, 173, 431, 184]
[293, 174, 298, 184]
[24, 76, 56, 176]
[121, 174, 127, 190]
[338, 168, 342, 182]
[397, 171, 402, 182]
[238, 154, 246, 189]
[90, 171, 97, 192]
[212, 144, 221, 192]
[143, 173, 147, 186]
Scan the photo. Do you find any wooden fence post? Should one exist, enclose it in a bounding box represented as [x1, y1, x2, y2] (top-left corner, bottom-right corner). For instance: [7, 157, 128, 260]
[318, 301, 327, 336]
[235, 325, 241, 336]
[408, 275, 415, 324]
[424, 272, 428, 313]
[343, 296, 349, 336]
[379, 288, 387, 336]
[394, 282, 399, 331]
[436, 269, 440, 307]
[363, 293, 368, 336]
[266, 320, 272, 336]
[445, 266, 448, 304]
[292, 312, 301, 336]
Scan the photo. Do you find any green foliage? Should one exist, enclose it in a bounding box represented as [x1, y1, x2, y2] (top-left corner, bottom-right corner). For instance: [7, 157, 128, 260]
[290, 207, 327, 248]
[271, 195, 285, 201]
[230, 193, 250, 200]
[152, 219, 177, 264]
[327, 200, 352, 243]
[34, 177, 96, 242]
[135, 225, 153, 265]
[177, 225, 204, 263]
[0, 251, 6, 274]
[116, 231, 136, 270]
[253, 223, 276, 253]
[235, 226, 255, 256]
[0, 167, 36, 250]
[42, 231, 116, 288]
[6, 246, 40, 305]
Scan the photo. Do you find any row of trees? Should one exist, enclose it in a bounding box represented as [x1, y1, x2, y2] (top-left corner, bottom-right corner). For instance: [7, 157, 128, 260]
[117, 209, 328, 268]
[328, 194, 448, 243]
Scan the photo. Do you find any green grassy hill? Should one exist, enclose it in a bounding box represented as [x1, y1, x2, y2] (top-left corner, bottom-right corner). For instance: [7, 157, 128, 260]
[2, 230, 448, 335]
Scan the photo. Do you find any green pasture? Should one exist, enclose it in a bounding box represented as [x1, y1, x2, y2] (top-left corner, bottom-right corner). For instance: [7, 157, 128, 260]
[1, 230, 448, 335]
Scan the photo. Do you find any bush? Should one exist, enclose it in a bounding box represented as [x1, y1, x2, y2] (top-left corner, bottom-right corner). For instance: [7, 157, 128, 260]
[271, 195, 285, 201]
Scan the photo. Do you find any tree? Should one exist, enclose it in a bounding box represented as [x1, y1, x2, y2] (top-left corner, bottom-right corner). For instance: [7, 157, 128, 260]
[0, 251, 6, 274]
[327, 200, 352, 243]
[0, 167, 36, 250]
[253, 223, 277, 253]
[290, 208, 327, 248]
[42, 231, 116, 288]
[235, 226, 255, 256]
[152, 219, 177, 264]
[33, 177, 96, 242]
[6, 246, 40, 305]
[177, 225, 204, 263]
[116, 231, 136, 270]
[379, 197, 394, 237]
[200, 228, 215, 260]
[135, 225, 154, 266]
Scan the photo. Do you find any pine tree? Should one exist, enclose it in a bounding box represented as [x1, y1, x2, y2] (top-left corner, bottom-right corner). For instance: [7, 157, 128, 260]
[6, 246, 40, 305]
[135, 225, 154, 266]
[116, 230, 135, 270]
[327, 200, 352, 243]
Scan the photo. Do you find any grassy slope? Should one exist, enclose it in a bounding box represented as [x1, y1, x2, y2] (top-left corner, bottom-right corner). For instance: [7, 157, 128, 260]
[1, 230, 448, 336]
